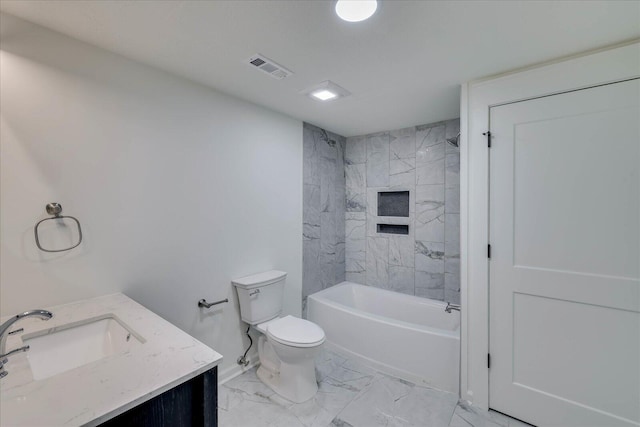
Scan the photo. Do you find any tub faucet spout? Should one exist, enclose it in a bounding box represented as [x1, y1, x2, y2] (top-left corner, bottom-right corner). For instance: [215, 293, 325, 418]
[0, 309, 53, 378]
[445, 303, 461, 313]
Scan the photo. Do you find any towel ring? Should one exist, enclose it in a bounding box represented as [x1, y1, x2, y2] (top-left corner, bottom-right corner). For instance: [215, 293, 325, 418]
[34, 203, 83, 252]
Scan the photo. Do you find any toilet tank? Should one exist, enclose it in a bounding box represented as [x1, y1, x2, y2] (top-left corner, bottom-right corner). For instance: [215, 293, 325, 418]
[232, 270, 287, 324]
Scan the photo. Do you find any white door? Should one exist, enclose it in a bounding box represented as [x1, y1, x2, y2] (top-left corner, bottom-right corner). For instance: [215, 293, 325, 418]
[489, 79, 640, 427]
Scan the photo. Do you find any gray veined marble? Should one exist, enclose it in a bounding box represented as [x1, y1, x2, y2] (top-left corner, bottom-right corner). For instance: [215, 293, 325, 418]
[366, 237, 389, 287]
[416, 124, 445, 152]
[389, 157, 416, 190]
[366, 133, 390, 188]
[320, 157, 337, 213]
[415, 241, 445, 273]
[303, 238, 322, 299]
[415, 184, 445, 242]
[345, 212, 366, 241]
[415, 270, 445, 300]
[389, 265, 415, 295]
[220, 349, 528, 427]
[388, 235, 414, 268]
[390, 127, 416, 160]
[416, 142, 445, 185]
[304, 125, 320, 186]
[345, 164, 366, 212]
[334, 373, 458, 427]
[445, 119, 461, 155]
[303, 123, 346, 300]
[345, 135, 367, 165]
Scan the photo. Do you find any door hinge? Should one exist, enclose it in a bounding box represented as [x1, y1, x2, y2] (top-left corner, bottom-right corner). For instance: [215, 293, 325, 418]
[488, 353, 491, 369]
[483, 131, 491, 148]
[487, 244, 492, 259]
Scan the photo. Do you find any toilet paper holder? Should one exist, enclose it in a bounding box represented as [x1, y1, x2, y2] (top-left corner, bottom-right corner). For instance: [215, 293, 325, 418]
[198, 298, 229, 309]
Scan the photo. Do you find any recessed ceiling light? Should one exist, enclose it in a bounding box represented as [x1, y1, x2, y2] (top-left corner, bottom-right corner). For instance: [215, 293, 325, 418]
[335, 0, 378, 23]
[301, 81, 351, 102]
[311, 90, 338, 101]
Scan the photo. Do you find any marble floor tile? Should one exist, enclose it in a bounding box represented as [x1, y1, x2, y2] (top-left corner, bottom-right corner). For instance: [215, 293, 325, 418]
[333, 374, 458, 427]
[219, 349, 530, 427]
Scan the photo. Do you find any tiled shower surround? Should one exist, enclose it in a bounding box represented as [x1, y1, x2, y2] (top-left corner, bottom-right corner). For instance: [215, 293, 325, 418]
[344, 119, 461, 304]
[302, 123, 346, 314]
[302, 119, 460, 307]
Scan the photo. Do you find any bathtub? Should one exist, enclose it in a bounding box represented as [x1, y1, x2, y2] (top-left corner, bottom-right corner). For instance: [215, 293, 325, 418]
[308, 281, 460, 393]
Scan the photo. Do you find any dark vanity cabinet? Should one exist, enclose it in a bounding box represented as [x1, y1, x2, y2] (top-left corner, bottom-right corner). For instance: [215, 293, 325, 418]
[100, 367, 217, 427]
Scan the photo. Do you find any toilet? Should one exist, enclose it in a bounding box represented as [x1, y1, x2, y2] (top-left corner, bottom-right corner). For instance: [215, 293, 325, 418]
[232, 270, 325, 403]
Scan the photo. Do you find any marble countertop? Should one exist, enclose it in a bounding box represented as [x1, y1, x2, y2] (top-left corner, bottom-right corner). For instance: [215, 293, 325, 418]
[0, 293, 223, 426]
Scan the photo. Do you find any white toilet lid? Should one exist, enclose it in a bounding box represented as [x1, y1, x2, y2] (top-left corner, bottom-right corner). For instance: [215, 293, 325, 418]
[266, 315, 325, 347]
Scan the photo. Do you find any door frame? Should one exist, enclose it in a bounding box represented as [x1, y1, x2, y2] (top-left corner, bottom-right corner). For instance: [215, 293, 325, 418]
[460, 40, 640, 410]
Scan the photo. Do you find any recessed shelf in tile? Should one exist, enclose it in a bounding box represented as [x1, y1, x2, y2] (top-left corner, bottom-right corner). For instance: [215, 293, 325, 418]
[378, 191, 410, 217]
[377, 224, 409, 235]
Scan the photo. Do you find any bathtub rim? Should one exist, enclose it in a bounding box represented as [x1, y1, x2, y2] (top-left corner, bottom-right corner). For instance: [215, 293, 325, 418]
[307, 281, 460, 339]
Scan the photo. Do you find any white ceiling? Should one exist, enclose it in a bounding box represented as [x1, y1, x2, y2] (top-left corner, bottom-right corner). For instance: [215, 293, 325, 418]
[1, 1, 638, 137]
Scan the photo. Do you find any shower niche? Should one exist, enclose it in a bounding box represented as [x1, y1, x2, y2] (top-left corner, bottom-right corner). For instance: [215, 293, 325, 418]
[377, 191, 409, 217]
[377, 191, 410, 235]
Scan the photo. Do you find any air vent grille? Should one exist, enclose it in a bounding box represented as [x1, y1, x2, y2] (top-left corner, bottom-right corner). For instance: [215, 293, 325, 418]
[246, 54, 293, 80]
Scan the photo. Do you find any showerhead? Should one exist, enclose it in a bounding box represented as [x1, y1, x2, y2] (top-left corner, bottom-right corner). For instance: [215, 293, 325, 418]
[446, 132, 460, 148]
[320, 129, 337, 147]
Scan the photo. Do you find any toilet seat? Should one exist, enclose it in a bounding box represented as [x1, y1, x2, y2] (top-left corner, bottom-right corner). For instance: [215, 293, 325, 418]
[264, 315, 325, 348]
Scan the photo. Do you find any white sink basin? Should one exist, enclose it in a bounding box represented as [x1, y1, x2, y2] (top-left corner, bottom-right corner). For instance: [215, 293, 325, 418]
[23, 315, 144, 380]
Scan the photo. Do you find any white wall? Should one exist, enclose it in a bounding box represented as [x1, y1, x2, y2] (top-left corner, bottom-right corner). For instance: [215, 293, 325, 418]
[0, 13, 303, 380]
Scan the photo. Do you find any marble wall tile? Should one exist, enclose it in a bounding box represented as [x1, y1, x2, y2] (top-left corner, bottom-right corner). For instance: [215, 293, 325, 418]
[389, 265, 415, 295]
[366, 237, 389, 287]
[389, 235, 414, 268]
[416, 142, 445, 185]
[303, 238, 321, 298]
[303, 123, 346, 299]
[345, 271, 366, 284]
[303, 184, 321, 240]
[444, 212, 460, 304]
[445, 118, 461, 155]
[416, 124, 445, 154]
[415, 184, 445, 242]
[341, 119, 459, 302]
[345, 136, 366, 165]
[320, 212, 337, 255]
[345, 212, 366, 241]
[320, 253, 336, 289]
[445, 152, 460, 189]
[390, 127, 416, 160]
[345, 164, 366, 212]
[366, 133, 390, 187]
[415, 241, 445, 273]
[320, 157, 336, 213]
[303, 125, 319, 186]
[389, 157, 416, 190]
[345, 213, 366, 284]
[415, 271, 445, 300]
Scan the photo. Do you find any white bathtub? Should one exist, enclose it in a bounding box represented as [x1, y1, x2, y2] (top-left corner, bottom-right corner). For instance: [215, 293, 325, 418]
[308, 281, 460, 393]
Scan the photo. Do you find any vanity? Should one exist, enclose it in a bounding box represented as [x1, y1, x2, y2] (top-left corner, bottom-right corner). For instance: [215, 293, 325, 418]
[0, 293, 223, 426]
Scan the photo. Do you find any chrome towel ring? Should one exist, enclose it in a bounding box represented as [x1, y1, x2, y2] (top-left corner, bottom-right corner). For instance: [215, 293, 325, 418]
[34, 203, 83, 252]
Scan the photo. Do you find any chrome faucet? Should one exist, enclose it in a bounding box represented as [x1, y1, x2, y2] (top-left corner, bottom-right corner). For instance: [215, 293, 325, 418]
[0, 309, 53, 378]
[445, 302, 461, 313]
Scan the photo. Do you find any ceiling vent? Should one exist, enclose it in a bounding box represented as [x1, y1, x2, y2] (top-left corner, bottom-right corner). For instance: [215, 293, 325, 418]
[246, 54, 293, 80]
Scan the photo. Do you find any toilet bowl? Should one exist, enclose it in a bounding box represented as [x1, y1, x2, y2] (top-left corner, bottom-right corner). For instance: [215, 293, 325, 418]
[254, 315, 325, 403]
[232, 270, 326, 403]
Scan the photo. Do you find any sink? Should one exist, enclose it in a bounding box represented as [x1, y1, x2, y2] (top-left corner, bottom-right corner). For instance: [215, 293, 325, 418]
[23, 315, 144, 380]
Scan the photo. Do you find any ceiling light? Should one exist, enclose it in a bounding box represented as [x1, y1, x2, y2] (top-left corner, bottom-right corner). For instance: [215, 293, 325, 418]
[311, 90, 338, 101]
[301, 81, 351, 102]
[335, 0, 378, 22]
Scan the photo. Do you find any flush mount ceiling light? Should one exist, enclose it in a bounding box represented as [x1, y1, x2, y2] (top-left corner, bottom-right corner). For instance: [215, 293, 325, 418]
[335, 0, 378, 22]
[301, 81, 351, 102]
[312, 90, 338, 101]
